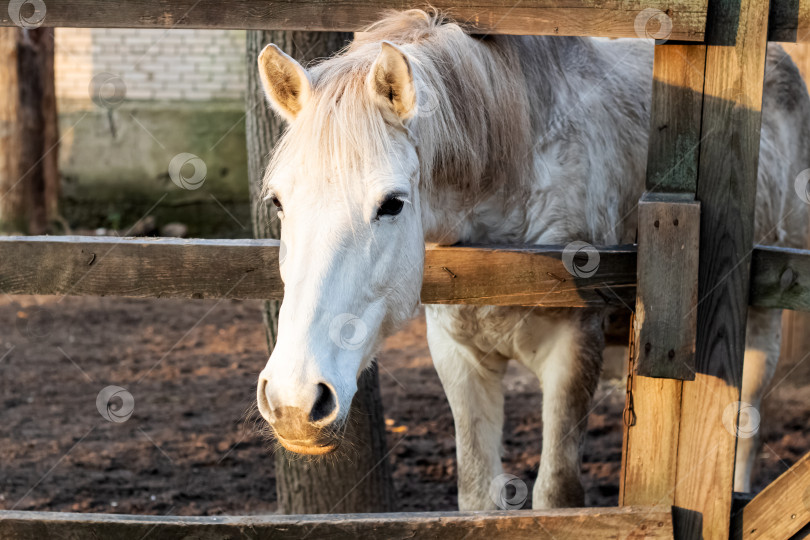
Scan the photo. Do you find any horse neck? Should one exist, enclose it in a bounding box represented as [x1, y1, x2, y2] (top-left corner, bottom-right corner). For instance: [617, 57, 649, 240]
[416, 35, 597, 245]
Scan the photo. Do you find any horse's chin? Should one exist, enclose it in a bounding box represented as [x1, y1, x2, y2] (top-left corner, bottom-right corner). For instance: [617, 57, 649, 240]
[276, 435, 339, 456]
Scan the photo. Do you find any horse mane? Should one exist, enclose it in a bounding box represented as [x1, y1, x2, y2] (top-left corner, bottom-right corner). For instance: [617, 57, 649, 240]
[264, 9, 534, 205]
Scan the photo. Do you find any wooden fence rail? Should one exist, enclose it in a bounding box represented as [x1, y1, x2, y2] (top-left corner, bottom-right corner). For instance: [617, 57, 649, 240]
[0, 506, 674, 540]
[1, 0, 807, 42]
[731, 451, 810, 540]
[0, 236, 637, 307]
[0, 0, 711, 40]
[0, 236, 807, 313]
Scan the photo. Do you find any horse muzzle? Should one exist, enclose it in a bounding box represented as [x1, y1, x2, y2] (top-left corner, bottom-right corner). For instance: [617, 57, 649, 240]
[257, 377, 343, 455]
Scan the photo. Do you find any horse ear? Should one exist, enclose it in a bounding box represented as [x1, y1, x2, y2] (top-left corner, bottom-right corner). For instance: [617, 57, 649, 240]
[258, 44, 312, 122]
[367, 41, 416, 121]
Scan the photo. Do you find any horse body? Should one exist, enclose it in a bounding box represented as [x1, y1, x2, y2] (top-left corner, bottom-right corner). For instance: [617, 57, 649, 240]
[255, 10, 810, 508]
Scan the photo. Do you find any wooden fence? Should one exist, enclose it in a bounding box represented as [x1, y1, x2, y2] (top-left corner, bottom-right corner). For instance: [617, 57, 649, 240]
[2, 1, 810, 539]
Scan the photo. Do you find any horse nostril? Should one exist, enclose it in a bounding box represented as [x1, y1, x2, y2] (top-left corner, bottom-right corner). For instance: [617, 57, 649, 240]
[309, 382, 337, 423]
[257, 378, 273, 420]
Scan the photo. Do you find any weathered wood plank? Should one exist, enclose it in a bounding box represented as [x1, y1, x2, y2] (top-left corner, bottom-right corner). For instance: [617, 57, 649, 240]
[0, 237, 809, 311]
[645, 43, 707, 194]
[620, 345, 684, 506]
[0, 0, 709, 40]
[621, 38, 704, 511]
[0, 236, 638, 308]
[0, 507, 674, 540]
[422, 243, 637, 307]
[750, 246, 810, 312]
[731, 451, 810, 540]
[0, 236, 283, 300]
[634, 196, 700, 379]
[674, 0, 772, 537]
[769, 0, 810, 42]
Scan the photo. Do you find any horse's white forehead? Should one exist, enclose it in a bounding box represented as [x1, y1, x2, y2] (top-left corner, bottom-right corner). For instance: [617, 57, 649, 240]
[267, 128, 417, 199]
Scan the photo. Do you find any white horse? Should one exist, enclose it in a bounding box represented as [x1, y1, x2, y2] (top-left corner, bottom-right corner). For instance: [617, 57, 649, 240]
[254, 10, 810, 509]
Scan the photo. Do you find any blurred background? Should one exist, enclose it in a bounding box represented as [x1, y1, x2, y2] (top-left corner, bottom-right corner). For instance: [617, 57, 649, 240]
[54, 28, 249, 238]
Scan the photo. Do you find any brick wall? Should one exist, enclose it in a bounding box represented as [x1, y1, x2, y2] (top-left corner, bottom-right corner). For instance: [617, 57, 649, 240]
[55, 28, 246, 102]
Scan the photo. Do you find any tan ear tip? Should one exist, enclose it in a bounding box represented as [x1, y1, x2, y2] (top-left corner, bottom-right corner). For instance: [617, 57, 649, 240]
[379, 40, 404, 56]
[258, 43, 282, 65]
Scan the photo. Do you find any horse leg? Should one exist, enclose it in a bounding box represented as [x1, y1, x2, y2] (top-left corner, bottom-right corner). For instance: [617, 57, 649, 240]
[426, 309, 508, 511]
[530, 311, 603, 509]
[735, 307, 782, 492]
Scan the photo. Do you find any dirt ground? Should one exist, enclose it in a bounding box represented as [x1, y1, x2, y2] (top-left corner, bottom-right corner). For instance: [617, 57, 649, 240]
[1, 295, 808, 515]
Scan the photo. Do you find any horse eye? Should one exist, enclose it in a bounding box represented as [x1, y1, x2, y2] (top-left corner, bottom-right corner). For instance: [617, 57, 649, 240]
[270, 196, 283, 212]
[377, 196, 404, 218]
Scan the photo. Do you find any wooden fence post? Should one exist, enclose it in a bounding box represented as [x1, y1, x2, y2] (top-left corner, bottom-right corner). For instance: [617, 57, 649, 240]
[0, 27, 58, 234]
[621, 39, 705, 509]
[622, 1, 773, 539]
[674, 0, 770, 536]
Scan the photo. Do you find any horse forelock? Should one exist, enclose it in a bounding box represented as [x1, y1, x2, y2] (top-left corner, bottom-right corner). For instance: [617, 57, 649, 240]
[263, 9, 534, 206]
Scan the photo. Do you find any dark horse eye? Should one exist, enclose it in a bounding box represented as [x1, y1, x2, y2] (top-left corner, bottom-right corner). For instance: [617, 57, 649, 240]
[377, 196, 404, 218]
[270, 196, 283, 211]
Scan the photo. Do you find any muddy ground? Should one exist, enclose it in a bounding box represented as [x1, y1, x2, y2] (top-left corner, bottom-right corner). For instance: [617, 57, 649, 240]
[1, 296, 808, 514]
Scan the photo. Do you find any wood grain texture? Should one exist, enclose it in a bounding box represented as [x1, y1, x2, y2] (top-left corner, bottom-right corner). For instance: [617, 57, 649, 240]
[0, 507, 674, 540]
[621, 35, 704, 510]
[674, 0, 772, 538]
[0, 236, 283, 300]
[769, 0, 810, 42]
[0, 237, 638, 308]
[634, 197, 700, 380]
[422, 243, 637, 307]
[645, 43, 707, 194]
[0, 237, 809, 312]
[0, 0, 709, 40]
[620, 369, 683, 507]
[731, 451, 810, 540]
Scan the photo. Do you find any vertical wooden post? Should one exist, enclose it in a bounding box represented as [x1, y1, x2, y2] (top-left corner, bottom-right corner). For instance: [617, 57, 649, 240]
[0, 27, 58, 234]
[621, 40, 705, 507]
[623, 0, 771, 538]
[633, 38, 706, 380]
[0, 27, 24, 233]
[675, 0, 770, 536]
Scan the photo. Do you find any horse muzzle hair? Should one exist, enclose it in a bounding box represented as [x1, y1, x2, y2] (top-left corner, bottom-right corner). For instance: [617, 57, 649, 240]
[257, 376, 345, 455]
